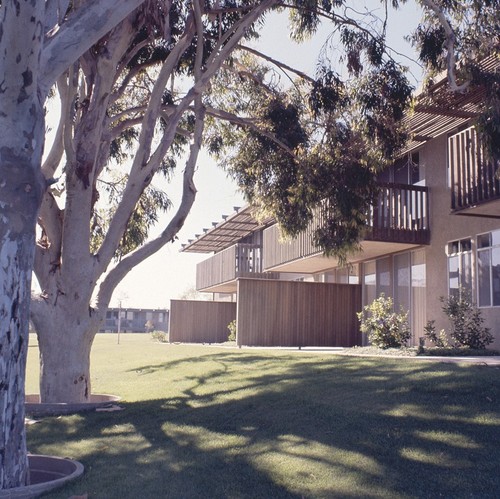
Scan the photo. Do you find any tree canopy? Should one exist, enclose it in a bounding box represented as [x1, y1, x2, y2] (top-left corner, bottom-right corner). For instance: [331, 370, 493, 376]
[1, 0, 500, 490]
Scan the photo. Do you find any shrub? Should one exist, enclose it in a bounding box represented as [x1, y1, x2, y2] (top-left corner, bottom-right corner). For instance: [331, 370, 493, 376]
[440, 291, 493, 349]
[357, 294, 411, 349]
[151, 330, 168, 343]
[423, 320, 449, 347]
[227, 320, 237, 342]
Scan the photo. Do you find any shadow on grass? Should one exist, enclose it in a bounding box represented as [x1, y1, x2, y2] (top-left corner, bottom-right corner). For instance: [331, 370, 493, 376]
[28, 354, 500, 499]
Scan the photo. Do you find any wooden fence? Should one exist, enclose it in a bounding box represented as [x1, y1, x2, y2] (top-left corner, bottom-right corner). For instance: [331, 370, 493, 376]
[236, 279, 362, 347]
[169, 300, 236, 343]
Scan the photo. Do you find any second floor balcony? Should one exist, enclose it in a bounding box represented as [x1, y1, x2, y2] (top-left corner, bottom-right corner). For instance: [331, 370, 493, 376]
[449, 126, 500, 216]
[196, 243, 279, 293]
[263, 182, 430, 273]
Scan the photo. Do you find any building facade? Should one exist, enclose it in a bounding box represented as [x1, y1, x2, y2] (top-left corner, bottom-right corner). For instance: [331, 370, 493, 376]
[177, 59, 500, 349]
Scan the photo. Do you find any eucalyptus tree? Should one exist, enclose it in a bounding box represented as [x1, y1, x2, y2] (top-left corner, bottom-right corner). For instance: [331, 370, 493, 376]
[0, 0, 150, 488]
[1, 0, 499, 490]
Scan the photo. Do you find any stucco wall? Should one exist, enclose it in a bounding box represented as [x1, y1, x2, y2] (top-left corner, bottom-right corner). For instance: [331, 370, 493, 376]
[422, 134, 500, 349]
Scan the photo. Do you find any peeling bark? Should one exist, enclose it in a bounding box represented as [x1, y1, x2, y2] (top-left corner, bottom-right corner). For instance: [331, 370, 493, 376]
[0, 0, 148, 490]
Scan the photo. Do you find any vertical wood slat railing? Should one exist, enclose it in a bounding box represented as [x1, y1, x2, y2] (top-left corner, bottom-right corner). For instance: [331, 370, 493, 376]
[449, 126, 500, 210]
[369, 183, 429, 243]
[196, 244, 237, 291]
[263, 183, 430, 270]
[196, 243, 271, 290]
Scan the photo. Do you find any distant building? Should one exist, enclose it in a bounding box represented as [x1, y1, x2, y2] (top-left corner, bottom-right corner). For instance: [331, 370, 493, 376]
[100, 308, 169, 333]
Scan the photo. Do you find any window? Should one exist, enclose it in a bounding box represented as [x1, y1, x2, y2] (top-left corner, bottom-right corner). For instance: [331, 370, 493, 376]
[362, 260, 376, 307]
[446, 238, 472, 297]
[333, 265, 359, 284]
[477, 229, 500, 307]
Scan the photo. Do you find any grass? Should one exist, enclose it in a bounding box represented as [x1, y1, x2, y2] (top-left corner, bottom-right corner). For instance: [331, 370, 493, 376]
[26, 334, 500, 498]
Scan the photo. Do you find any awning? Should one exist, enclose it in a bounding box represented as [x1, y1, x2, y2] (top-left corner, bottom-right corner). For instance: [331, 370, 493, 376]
[181, 206, 270, 253]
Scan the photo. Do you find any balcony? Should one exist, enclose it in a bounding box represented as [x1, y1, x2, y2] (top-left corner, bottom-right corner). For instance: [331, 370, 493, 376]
[196, 243, 279, 293]
[263, 182, 429, 273]
[449, 126, 500, 217]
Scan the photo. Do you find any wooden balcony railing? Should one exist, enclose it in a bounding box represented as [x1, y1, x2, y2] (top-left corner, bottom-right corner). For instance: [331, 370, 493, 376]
[263, 182, 430, 270]
[368, 183, 429, 244]
[449, 126, 500, 211]
[196, 243, 278, 291]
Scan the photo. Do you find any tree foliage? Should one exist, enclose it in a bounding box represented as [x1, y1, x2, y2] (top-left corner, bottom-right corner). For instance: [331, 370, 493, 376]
[2, 0, 500, 488]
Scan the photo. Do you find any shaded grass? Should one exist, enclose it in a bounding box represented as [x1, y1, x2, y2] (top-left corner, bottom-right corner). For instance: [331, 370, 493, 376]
[26, 334, 500, 498]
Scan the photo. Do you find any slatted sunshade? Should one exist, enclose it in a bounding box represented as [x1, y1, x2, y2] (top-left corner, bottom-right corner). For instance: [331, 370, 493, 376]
[181, 206, 269, 253]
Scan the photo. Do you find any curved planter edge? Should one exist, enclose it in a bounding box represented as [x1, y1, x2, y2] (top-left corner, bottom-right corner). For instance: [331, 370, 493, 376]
[25, 394, 121, 417]
[0, 454, 84, 499]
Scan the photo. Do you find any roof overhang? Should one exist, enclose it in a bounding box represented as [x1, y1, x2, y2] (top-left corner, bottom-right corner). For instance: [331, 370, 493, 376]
[403, 55, 500, 152]
[181, 206, 272, 253]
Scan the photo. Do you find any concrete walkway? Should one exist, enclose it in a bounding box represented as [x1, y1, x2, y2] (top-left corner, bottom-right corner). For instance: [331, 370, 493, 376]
[226, 344, 500, 366]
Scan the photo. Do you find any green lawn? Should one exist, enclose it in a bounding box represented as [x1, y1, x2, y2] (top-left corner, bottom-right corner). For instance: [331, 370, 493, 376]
[26, 334, 500, 498]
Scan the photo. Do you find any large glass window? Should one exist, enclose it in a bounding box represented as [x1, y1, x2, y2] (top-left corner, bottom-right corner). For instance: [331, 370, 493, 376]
[363, 261, 376, 305]
[411, 249, 426, 339]
[477, 229, 500, 307]
[362, 250, 426, 346]
[394, 253, 410, 313]
[446, 238, 472, 298]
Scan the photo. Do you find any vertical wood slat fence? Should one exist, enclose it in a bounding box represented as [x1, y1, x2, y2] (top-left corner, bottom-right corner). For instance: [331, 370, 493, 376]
[236, 279, 362, 347]
[450, 126, 500, 210]
[169, 300, 236, 343]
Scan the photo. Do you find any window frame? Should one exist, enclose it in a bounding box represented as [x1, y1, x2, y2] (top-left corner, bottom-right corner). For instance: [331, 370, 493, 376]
[446, 237, 472, 298]
[476, 229, 500, 308]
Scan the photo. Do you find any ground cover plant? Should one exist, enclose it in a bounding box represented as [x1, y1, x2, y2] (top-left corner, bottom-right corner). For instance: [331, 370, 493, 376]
[26, 334, 500, 498]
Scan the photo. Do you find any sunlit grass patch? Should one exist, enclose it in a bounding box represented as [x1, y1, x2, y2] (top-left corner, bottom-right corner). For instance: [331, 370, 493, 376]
[26, 334, 500, 498]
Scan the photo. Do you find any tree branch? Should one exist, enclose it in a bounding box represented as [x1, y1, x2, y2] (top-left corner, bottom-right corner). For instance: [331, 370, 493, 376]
[205, 106, 296, 157]
[40, 0, 147, 95]
[94, 0, 279, 285]
[237, 44, 315, 84]
[34, 192, 63, 292]
[419, 0, 469, 92]
[42, 77, 68, 179]
[96, 97, 206, 309]
[94, 12, 197, 277]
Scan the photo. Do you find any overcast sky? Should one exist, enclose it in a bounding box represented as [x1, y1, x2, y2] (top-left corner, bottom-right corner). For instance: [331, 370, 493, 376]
[109, 1, 424, 309]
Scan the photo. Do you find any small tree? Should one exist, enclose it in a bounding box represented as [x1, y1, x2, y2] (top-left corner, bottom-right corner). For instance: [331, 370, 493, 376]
[440, 291, 493, 349]
[357, 294, 411, 349]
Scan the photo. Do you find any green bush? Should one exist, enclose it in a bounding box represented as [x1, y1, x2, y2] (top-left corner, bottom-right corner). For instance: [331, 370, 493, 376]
[357, 294, 411, 349]
[423, 320, 449, 348]
[227, 320, 237, 342]
[440, 291, 493, 349]
[151, 330, 168, 343]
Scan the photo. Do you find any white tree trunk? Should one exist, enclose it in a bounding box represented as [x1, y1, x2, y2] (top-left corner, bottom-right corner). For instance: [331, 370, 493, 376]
[0, 121, 45, 489]
[38, 326, 94, 404]
[0, 235, 33, 488]
[31, 297, 102, 404]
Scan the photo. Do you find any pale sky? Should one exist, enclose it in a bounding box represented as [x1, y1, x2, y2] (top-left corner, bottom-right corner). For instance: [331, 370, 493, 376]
[49, 2, 424, 310]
